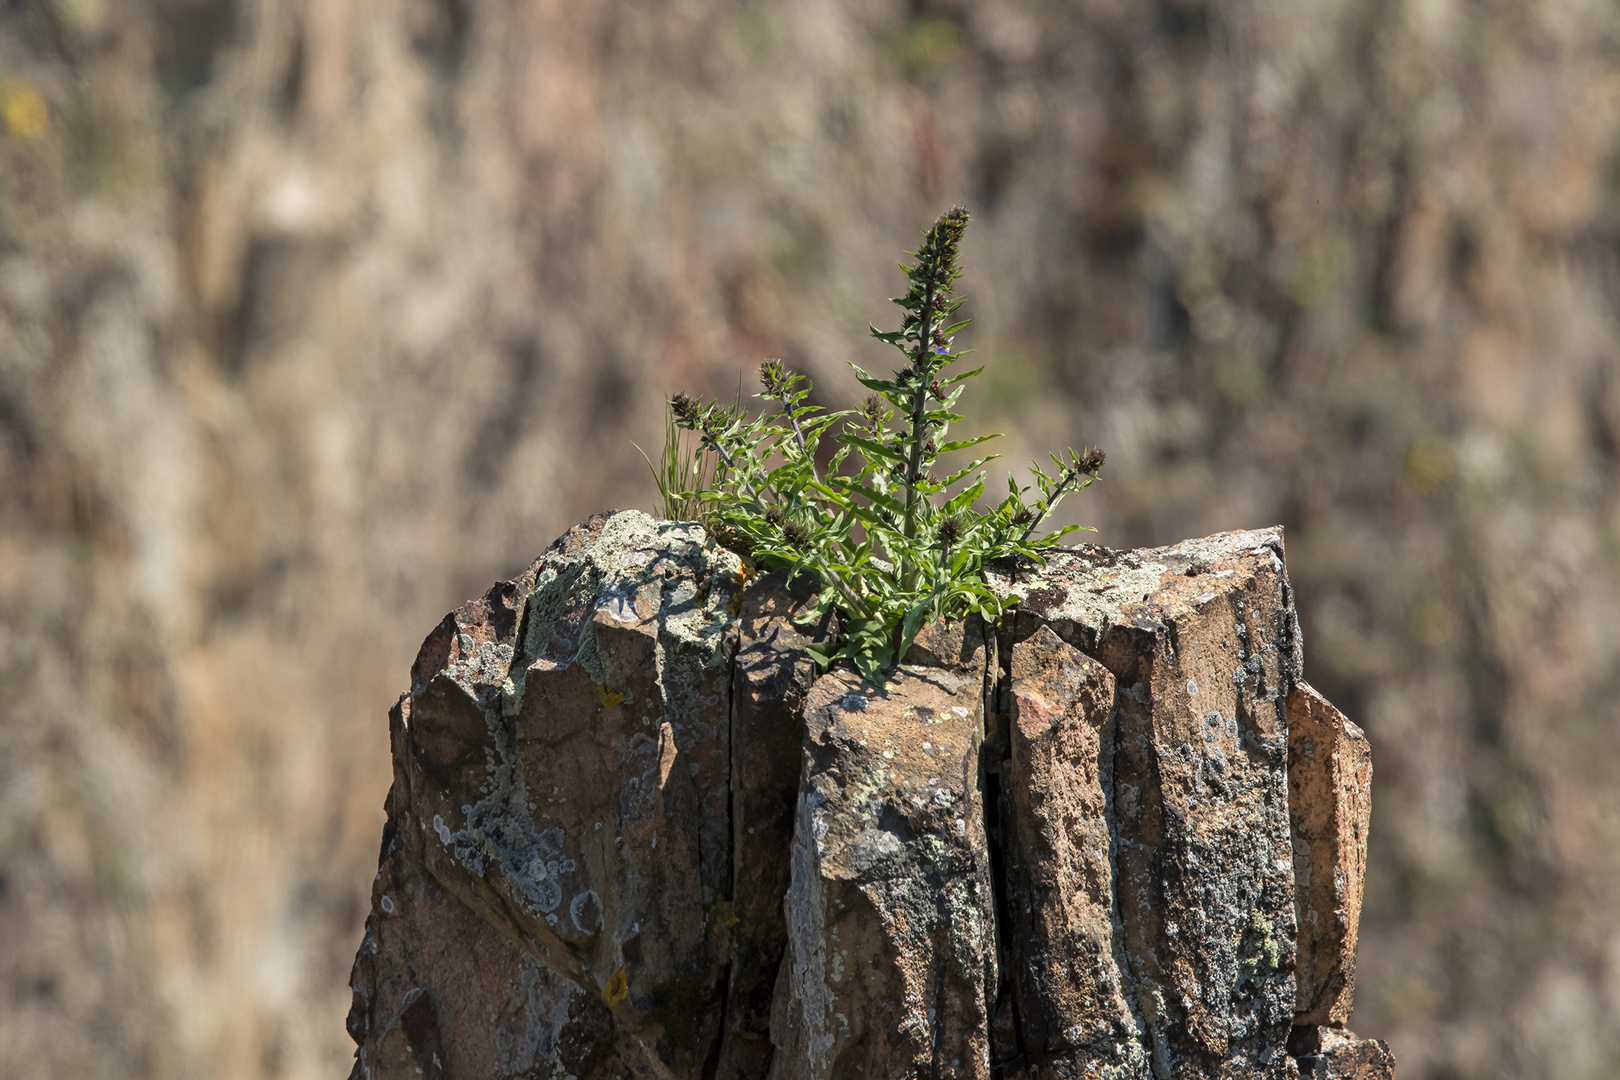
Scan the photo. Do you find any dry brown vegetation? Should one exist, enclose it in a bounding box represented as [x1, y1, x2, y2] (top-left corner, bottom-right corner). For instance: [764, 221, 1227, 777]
[3, 1, 1620, 1077]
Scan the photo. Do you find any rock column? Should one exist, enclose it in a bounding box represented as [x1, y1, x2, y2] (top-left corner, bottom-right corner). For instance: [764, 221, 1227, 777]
[346, 513, 1392, 1080]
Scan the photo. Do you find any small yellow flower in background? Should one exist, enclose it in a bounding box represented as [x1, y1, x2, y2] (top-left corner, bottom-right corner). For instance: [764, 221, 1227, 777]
[3, 79, 49, 140]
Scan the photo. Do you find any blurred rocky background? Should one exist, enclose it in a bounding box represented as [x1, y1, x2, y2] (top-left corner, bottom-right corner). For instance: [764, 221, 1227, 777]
[2, 0, 1618, 1077]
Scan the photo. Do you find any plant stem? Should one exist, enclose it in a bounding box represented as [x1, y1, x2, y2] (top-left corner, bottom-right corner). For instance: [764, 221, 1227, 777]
[784, 407, 819, 483]
[900, 275, 939, 592]
[1019, 467, 1083, 543]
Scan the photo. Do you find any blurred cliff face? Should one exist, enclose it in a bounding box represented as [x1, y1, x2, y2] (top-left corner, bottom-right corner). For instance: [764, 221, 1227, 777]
[3, 0, 1620, 1077]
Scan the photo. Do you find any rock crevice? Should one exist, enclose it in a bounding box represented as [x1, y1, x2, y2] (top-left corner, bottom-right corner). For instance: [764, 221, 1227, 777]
[347, 512, 1391, 1080]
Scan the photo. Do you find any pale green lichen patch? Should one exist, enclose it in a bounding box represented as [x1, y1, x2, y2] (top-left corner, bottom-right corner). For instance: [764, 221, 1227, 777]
[493, 952, 589, 1077]
[1040, 554, 1168, 626]
[985, 548, 1169, 634]
[507, 511, 739, 713]
[570, 615, 612, 688]
[418, 509, 746, 1026]
[1095, 1035, 1152, 1080]
[444, 638, 516, 702]
[1236, 907, 1282, 993]
[1000, 528, 1289, 644]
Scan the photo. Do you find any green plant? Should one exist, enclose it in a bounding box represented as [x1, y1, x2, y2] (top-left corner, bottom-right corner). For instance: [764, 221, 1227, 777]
[666, 206, 1104, 683]
[634, 397, 729, 522]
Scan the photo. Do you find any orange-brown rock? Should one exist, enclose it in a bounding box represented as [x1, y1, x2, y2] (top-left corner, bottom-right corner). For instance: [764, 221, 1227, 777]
[1004, 528, 1306, 1078]
[713, 572, 831, 1080]
[347, 516, 1389, 1080]
[1288, 1026, 1396, 1080]
[768, 654, 997, 1079]
[1287, 684, 1373, 1027]
[998, 625, 1147, 1078]
[349, 511, 751, 1078]
[348, 699, 631, 1078]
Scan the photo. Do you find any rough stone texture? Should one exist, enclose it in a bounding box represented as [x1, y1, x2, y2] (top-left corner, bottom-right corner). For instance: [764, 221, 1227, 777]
[348, 705, 632, 1079]
[714, 571, 831, 1080]
[1287, 685, 1373, 1027]
[1004, 528, 1304, 1079]
[768, 655, 997, 1080]
[11, 2, 1620, 1077]
[349, 511, 748, 1078]
[1288, 1028, 1397, 1080]
[997, 624, 1148, 1078]
[349, 518, 1387, 1080]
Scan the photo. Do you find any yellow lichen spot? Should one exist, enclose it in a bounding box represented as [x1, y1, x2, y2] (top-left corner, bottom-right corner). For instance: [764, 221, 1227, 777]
[3, 80, 48, 141]
[712, 897, 740, 931]
[599, 685, 626, 708]
[727, 562, 757, 616]
[604, 966, 628, 1005]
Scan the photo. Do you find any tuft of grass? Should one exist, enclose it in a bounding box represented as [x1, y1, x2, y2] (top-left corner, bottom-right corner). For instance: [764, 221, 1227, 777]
[635, 398, 728, 522]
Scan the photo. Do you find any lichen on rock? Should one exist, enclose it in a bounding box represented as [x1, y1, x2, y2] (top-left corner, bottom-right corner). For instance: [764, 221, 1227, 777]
[347, 516, 1390, 1080]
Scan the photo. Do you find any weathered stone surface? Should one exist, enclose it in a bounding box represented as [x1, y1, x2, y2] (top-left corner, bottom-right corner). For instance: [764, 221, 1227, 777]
[769, 660, 997, 1079]
[1287, 684, 1373, 1027]
[1006, 529, 1303, 1079]
[904, 615, 993, 672]
[1288, 1027, 1396, 1080]
[713, 572, 831, 1080]
[350, 511, 747, 1079]
[998, 625, 1149, 1078]
[350, 519, 1384, 1080]
[348, 704, 632, 1079]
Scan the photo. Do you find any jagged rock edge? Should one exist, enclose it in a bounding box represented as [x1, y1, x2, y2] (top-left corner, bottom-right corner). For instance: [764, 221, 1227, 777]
[368, 517, 1372, 1078]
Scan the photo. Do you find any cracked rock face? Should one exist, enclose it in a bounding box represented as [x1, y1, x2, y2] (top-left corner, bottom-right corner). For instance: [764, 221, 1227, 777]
[998, 625, 1144, 1078]
[770, 645, 997, 1079]
[1287, 686, 1373, 1029]
[347, 515, 1390, 1080]
[1002, 529, 1305, 1078]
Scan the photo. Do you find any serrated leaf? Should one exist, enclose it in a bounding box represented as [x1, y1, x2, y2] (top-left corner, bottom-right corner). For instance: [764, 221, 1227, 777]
[854, 374, 902, 396]
[837, 432, 907, 464]
[937, 433, 1000, 455]
[839, 479, 905, 515]
[941, 479, 987, 517]
[936, 456, 994, 488]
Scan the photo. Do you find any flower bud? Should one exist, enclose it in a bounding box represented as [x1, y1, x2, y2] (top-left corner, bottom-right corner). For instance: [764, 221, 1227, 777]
[670, 393, 701, 427]
[759, 358, 789, 398]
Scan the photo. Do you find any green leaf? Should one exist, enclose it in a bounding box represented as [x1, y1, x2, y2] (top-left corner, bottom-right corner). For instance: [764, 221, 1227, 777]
[837, 479, 905, 515]
[942, 365, 983, 388]
[937, 456, 995, 489]
[641, 209, 1106, 688]
[854, 373, 902, 396]
[897, 603, 929, 661]
[836, 435, 908, 470]
[941, 479, 987, 517]
[1036, 523, 1095, 542]
[936, 433, 1000, 455]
